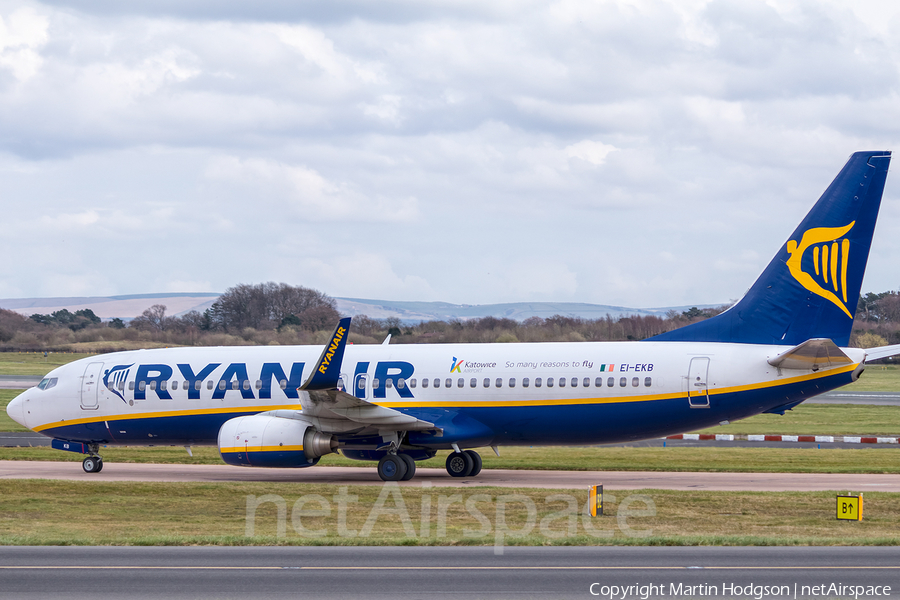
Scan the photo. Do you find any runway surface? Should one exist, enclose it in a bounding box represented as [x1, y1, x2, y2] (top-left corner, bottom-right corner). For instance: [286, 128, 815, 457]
[3, 460, 898, 491]
[1, 546, 897, 600]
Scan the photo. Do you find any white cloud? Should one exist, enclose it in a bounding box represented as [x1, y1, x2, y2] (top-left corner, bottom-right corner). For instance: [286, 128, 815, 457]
[0, 7, 48, 81]
[565, 140, 618, 166]
[0, 1, 899, 307]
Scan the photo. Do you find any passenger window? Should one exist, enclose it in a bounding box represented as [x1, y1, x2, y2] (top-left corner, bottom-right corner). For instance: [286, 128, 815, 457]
[195, 381, 201, 391]
[139, 381, 146, 391]
[386, 379, 393, 389]
[619, 377, 627, 387]
[150, 381, 157, 391]
[458, 378, 464, 388]
[509, 378, 516, 388]
[607, 377, 614, 387]
[573, 377, 580, 387]
[118, 381, 124, 391]
[255, 380, 262, 390]
[280, 379, 287, 390]
[218, 380, 226, 391]
[433, 378, 440, 389]
[523, 377, 529, 388]
[558, 377, 565, 388]
[644, 377, 652, 387]
[445, 378, 452, 388]
[207, 380, 213, 390]
[495, 378, 502, 388]
[170, 381, 177, 391]
[231, 380, 239, 390]
[373, 378, 381, 389]
[160, 381, 167, 391]
[129, 381, 135, 391]
[242, 380, 250, 391]
[410, 378, 417, 388]
[470, 378, 477, 388]
[547, 377, 554, 388]
[483, 378, 490, 388]
[583, 377, 590, 387]
[398, 378, 406, 390]
[595, 377, 602, 387]
[535, 377, 542, 387]
[632, 377, 639, 387]
[422, 378, 429, 389]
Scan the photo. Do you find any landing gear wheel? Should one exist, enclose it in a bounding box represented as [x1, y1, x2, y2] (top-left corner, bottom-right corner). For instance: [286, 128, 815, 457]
[399, 454, 416, 480]
[446, 451, 474, 477]
[377, 454, 408, 482]
[464, 450, 482, 477]
[82, 456, 102, 473]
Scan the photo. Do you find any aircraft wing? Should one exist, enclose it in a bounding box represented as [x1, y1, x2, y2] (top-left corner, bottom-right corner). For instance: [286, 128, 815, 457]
[767, 338, 854, 370]
[300, 388, 436, 431]
[864, 344, 900, 362]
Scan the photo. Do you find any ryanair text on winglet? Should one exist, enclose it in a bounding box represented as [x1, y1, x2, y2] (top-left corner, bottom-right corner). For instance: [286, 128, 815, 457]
[318, 326, 347, 374]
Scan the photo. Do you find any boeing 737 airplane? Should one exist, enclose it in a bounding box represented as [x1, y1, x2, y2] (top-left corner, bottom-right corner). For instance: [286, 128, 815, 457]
[7, 151, 900, 481]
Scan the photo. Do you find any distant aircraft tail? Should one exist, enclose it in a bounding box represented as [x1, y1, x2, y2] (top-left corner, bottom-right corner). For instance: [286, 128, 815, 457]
[650, 151, 892, 346]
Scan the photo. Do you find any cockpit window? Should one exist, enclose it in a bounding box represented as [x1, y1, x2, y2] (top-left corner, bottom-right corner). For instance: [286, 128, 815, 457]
[37, 377, 58, 390]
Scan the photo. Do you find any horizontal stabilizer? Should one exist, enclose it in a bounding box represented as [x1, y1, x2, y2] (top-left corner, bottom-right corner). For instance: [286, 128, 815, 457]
[767, 338, 853, 370]
[864, 344, 900, 362]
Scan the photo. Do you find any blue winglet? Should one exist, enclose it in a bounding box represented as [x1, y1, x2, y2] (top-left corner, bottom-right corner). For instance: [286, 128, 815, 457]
[300, 317, 352, 391]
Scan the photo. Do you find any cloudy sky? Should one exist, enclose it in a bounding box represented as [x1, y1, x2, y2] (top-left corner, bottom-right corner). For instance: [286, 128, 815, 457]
[2, 0, 900, 308]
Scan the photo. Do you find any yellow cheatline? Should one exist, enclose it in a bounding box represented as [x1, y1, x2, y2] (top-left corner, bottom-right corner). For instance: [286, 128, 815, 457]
[32, 403, 301, 432]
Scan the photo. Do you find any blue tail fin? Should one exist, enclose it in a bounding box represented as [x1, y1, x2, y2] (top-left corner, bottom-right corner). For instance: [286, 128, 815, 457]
[650, 151, 891, 346]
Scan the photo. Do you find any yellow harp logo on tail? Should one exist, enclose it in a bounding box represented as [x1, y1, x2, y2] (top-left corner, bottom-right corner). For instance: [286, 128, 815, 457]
[785, 221, 855, 318]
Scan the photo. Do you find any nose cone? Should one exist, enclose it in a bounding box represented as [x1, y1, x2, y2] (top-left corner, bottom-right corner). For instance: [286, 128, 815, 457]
[6, 394, 27, 429]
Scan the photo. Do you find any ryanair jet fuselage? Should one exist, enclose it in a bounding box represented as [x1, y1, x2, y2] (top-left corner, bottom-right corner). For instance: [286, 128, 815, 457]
[6, 151, 897, 481]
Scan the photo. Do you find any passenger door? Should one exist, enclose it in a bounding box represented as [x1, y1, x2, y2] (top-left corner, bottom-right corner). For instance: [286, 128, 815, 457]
[687, 357, 710, 408]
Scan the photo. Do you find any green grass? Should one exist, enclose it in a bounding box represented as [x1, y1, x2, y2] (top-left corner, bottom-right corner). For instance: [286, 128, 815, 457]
[0, 390, 27, 432]
[845, 364, 900, 391]
[0, 352, 94, 376]
[2, 444, 898, 473]
[696, 403, 900, 436]
[0, 480, 896, 545]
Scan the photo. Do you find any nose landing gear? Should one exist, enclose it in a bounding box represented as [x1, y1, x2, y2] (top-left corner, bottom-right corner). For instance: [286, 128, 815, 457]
[82, 455, 103, 473]
[82, 443, 103, 473]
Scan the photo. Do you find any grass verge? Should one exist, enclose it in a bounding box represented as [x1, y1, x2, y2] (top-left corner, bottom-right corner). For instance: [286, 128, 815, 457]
[0, 480, 895, 546]
[0, 389, 28, 431]
[2, 444, 898, 473]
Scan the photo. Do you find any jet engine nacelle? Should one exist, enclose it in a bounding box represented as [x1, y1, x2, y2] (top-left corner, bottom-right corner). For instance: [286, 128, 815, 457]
[218, 414, 338, 468]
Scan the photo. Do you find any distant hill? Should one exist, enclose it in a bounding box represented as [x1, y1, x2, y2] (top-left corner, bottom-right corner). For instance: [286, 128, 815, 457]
[0, 293, 719, 323]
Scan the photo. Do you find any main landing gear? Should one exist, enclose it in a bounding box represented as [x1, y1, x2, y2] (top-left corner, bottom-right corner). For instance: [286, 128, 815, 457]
[445, 450, 482, 478]
[377, 453, 416, 482]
